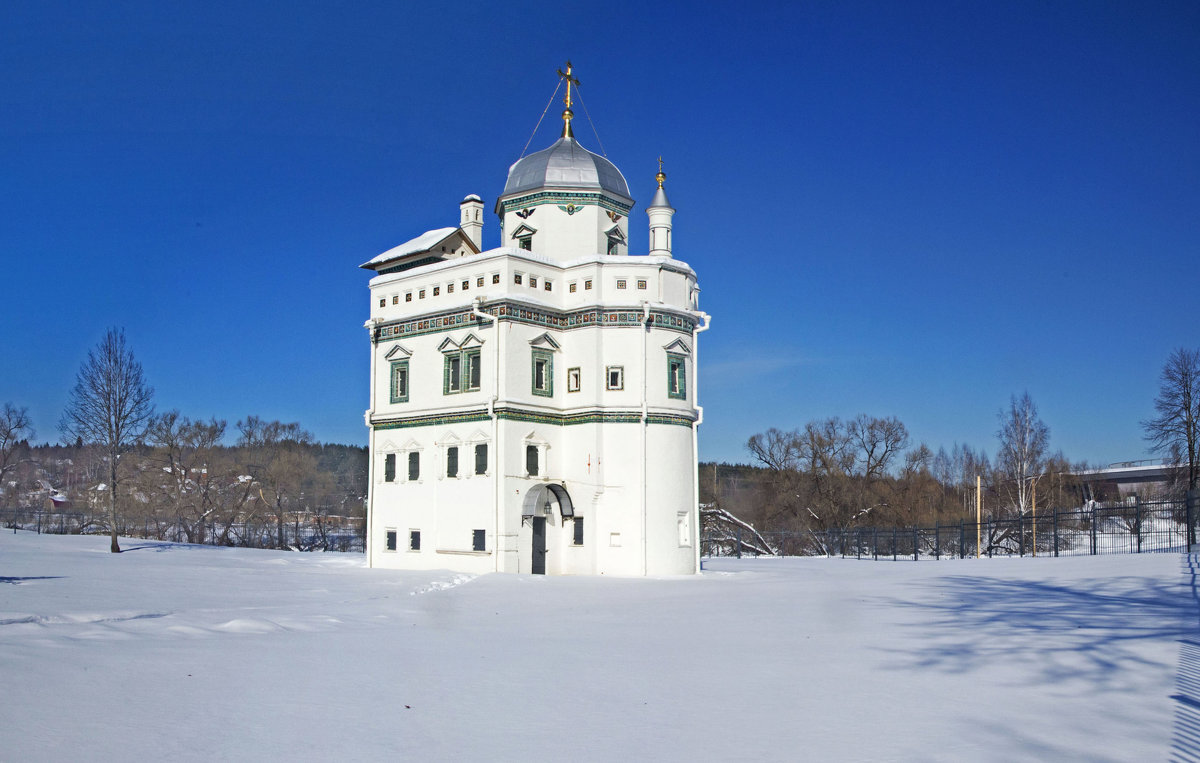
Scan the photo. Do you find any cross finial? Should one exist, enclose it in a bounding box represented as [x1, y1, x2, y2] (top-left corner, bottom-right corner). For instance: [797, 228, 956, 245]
[655, 155, 666, 188]
[556, 61, 580, 138]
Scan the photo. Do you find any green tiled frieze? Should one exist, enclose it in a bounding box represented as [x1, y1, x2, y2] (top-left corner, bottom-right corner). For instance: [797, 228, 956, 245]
[371, 406, 696, 430]
[498, 191, 632, 216]
[373, 302, 695, 344]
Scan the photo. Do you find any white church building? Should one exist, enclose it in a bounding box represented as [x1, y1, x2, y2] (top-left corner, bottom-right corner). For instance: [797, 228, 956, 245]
[361, 66, 709, 575]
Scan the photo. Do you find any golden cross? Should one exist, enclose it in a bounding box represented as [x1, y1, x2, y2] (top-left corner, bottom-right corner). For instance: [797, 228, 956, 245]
[557, 61, 580, 110]
[657, 156, 664, 173]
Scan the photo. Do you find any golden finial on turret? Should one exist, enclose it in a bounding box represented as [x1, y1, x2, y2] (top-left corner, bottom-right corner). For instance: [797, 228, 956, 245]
[656, 155, 666, 188]
[556, 61, 580, 138]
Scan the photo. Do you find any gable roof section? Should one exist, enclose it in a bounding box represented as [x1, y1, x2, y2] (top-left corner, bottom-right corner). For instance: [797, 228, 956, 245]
[360, 227, 480, 271]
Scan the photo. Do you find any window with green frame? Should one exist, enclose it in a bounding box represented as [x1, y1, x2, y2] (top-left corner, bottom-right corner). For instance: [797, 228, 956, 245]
[531, 349, 553, 397]
[389, 359, 409, 403]
[443, 348, 482, 394]
[667, 353, 687, 400]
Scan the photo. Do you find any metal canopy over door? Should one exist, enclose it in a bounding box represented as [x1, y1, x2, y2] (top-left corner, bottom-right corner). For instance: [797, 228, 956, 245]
[531, 517, 547, 574]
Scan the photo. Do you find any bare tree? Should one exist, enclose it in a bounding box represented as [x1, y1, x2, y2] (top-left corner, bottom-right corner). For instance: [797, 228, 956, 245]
[144, 412, 227, 542]
[60, 328, 155, 552]
[237, 416, 315, 549]
[848, 414, 909, 479]
[1142, 348, 1200, 491]
[996, 392, 1049, 517]
[1, 403, 35, 489]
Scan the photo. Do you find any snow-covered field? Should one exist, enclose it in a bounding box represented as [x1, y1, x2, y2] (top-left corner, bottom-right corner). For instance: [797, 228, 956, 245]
[3, 532, 1198, 761]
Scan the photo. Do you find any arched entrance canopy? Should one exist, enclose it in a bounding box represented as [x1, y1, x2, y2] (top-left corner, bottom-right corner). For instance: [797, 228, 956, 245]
[521, 483, 575, 519]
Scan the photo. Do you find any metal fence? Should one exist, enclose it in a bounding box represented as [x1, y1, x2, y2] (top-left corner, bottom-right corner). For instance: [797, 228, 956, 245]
[704, 494, 1200, 561]
[0, 507, 366, 553]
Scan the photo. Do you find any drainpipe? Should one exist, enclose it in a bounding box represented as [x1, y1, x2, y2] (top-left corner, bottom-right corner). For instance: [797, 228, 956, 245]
[473, 297, 501, 572]
[365, 318, 379, 568]
[691, 310, 711, 574]
[641, 301, 652, 576]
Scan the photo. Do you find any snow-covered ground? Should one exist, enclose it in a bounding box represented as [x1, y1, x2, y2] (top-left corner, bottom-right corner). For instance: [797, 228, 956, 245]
[3, 532, 1198, 761]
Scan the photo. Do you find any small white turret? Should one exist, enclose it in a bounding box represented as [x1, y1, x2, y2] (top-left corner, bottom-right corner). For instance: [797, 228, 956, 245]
[646, 160, 674, 258]
[460, 194, 484, 250]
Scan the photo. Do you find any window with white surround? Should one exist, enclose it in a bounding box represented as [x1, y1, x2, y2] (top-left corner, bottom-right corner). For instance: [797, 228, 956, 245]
[383, 453, 396, 482]
[607, 366, 624, 391]
[407, 451, 420, 481]
[573, 517, 584, 546]
[472, 529, 486, 552]
[678, 512, 692, 547]
[446, 446, 459, 478]
[567, 367, 581, 393]
[532, 349, 553, 397]
[385, 529, 397, 551]
[409, 530, 421, 551]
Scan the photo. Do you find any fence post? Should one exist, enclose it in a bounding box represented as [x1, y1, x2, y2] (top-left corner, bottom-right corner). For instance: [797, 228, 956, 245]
[1091, 505, 1097, 555]
[1018, 512, 1024, 557]
[987, 520, 992, 557]
[1053, 509, 1059, 557]
[892, 527, 898, 561]
[736, 527, 742, 559]
[935, 523, 940, 560]
[1135, 496, 1142, 553]
[873, 528, 878, 561]
[913, 527, 919, 561]
[857, 529, 862, 560]
[37, 511, 41, 535]
[1187, 490, 1198, 551]
[960, 521, 965, 559]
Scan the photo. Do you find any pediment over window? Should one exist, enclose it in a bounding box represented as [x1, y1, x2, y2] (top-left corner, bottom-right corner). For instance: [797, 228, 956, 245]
[663, 338, 691, 355]
[436, 431, 462, 446]
[379, 438, 399, 452]
[523, 431, 549, 446]
[464, 429, 490, 443]
[510, 223, 538, 239]
[529, 333, 560, 350]
[401, 438, 422, 451]
[604, 225, 626, 244]
[459, 332, 484, 349]
[385, 344, 412, 360]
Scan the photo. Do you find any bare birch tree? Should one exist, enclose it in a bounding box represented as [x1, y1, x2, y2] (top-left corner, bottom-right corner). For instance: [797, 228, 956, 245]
[1, 403, 35, 487]
[60, 328, 155, 552]
[1142, 348, 1200, 491]
[996, 392, 1049, 517]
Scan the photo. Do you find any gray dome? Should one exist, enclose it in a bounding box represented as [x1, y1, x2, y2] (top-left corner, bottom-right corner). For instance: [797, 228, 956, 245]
[503, 137, 631, 200]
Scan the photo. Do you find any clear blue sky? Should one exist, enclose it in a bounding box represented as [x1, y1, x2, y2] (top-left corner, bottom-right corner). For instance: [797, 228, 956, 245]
[2, 1, 1197, 467]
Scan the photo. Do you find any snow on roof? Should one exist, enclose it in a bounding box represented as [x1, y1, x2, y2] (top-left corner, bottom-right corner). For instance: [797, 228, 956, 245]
[360, 227, 459, 269]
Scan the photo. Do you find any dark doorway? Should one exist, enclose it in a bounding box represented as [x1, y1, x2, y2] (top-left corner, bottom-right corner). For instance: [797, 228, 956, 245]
[531, 516, 546, 575]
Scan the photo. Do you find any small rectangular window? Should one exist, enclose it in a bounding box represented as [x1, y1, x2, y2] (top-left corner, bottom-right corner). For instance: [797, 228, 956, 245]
[433, 286, 440, 296]
[567, 367, 581, 393]
[532, 350, 553, 397]
[462, 280, 469, 291]
[419, 289, 426, 299]
[446, 446, 459, 478]
[667, 353, 687, 399]
[518, 237, 532, 251]
[475, 443, 488, 475]
[569, 282, 577, 293]
[573, 517, 584, 546]
[466, 350, 481, 391]
[526, 445, 539, 477]
[390, 360, 409, 404]
[529, 276, 537, 288]
[409, 530, 421, 551]
[385, 529, 397, 551]
[447, 283, 454, 293]
[514, 274, 523, 285]
[584, 279, 593, 290]
[445, 353, 462, 393]
[477, 276, 485, 288]
[384, 453, 396, 482]
[637, 279, 647, 290]
[408, 451, 420, 481]
[492, 273, 500, 284]
[616, 279, 627, 290]
[607, 366, 624, 391]
[544, 280, 552, 291]
[405, 292, 413, 302]
[472, 529, 486, 552]
[678, 512, 692, 546]
[379, 298, 386, 308]
[392, 295, 399, 304]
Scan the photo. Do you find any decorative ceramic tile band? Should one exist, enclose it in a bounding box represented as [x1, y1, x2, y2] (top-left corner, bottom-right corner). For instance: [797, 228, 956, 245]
[498, 191, 632, 216]
[373, 302, 696, 343]
[371, 406, 696, 430]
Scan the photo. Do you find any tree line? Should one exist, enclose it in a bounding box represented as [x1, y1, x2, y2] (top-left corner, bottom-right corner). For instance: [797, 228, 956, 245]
[1, 328, 366, 552]
[703, 347, 1200, 539]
